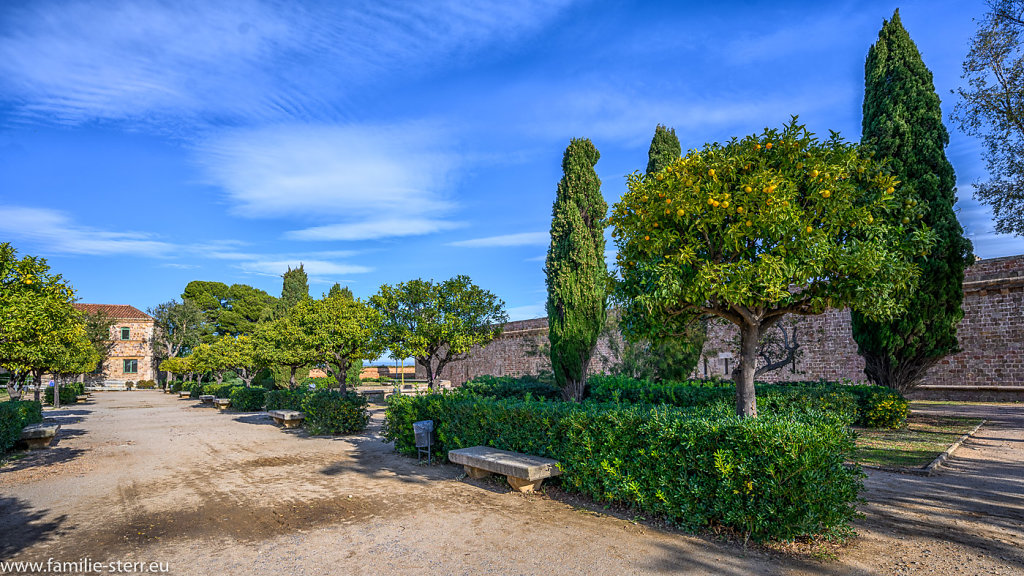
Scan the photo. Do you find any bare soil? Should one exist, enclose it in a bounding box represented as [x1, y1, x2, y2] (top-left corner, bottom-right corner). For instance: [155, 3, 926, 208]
[1, 394, 1021, 575]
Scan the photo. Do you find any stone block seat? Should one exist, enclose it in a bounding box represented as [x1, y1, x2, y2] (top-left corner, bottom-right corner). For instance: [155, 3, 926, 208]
[268, 410, 305, 428]
[75, 395, 89, 402]
[20, 422, 61, 450]
[214, 398, 231, 411]
[199, 395, 215, 404]
[447, 446, 562, 493]
[178, 391, 192, 398]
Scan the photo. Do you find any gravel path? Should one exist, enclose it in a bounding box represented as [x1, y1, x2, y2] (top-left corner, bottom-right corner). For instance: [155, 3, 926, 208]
[1, 394, 1021, 575]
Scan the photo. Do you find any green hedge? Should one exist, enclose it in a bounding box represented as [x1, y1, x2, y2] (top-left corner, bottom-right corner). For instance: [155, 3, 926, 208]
[585, 375, 906, 429]
[461, 375, 563, 400]
[1, 401, 44, 453]
[264, 389, 310, 411]
[301, 390, 370, 435]
[383, 394, 862, 541]
[202, 383, 240, 399]
[44, 384, 79, 405]
[135, 379, 157, 389]
[230, 387, 268, 411]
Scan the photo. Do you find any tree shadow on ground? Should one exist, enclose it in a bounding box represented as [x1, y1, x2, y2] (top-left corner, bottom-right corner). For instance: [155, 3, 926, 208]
[1, 446, 87, 474]
[0, 497, 66, 558]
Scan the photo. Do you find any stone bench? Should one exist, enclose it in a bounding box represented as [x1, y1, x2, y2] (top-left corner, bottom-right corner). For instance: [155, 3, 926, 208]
[214, 398, 231, 411]
[20, 422, 61, 450]
[199, 395, 215, 404]
[268, 410, 305, 428]
[178, 391, 192, 398]
[75, 395, 89, 402]
[447, 446, 562, 493]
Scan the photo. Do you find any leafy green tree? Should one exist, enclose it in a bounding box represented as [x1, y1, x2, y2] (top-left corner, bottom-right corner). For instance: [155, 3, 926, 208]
[371, 276, 508, 390]
[181, 281, 276, 341]
[852, 12, 976, 394]
[291, 293, 383, 393]
[221, 335, 264, 387]
[614, 124, 710, 381]
[149, 299, 203, 382]
[253, 316, 318, 388]
[0, 243, 89, 401]
[609, 121, 934, 417]
[647, 124, 682, 174]
[82, 308, 116, 377]
[546, 138, 608, 401]
[952, 0, 1024, 236]
[189, 341, 231, 385]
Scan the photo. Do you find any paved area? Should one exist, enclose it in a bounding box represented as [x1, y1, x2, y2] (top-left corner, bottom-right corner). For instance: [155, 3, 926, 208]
[1, 393, 1021, 575]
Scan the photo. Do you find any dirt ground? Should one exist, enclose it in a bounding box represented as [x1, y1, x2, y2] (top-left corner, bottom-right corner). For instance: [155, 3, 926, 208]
[1, 394, 1021, 575]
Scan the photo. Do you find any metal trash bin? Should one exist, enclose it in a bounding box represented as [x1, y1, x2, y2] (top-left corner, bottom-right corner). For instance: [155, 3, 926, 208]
[413, 420, 434, 464]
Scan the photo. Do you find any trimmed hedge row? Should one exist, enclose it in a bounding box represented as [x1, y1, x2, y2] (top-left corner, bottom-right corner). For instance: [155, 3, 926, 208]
[383, 394, 862, 541]
[461, 375, 562, 400]
[302, 390, 369, 435]
[230, 387, 269, 411]
[585, 375, 908, 429]
[1, 400, 43, 453]
[44, 382, 84, 405]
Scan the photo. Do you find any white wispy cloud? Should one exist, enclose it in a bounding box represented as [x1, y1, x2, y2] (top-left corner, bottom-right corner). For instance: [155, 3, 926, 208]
[235, 259, 372, 278]
[198, 122, 464, 239]
[449, 232, 548, 247]
[956, 185, 1024, 259]
[506, 302, 547, 321]
[0, 0, 576, 126]
[0, 206, 176, 257]
[287, 219, 464, 241]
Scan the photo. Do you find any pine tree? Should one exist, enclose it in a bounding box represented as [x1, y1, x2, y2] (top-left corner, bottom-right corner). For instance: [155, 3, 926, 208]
[646, 124, 681, 174]
[280, 265, 309, 307]
[851, 10, 975, 394]
[546, 138, 608, 401]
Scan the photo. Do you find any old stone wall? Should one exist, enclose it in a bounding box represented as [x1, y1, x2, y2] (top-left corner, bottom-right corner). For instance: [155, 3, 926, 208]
[431, 255, 1024, 394]
[85, 319, 156, 385]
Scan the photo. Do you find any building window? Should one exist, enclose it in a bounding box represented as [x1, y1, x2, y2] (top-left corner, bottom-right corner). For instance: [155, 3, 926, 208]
[120, 327, 130, 340]
[123, 359, 138, 374]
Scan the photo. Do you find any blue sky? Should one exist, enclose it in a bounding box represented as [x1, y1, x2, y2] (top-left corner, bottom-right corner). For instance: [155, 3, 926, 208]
[2, 0, 1021, 324]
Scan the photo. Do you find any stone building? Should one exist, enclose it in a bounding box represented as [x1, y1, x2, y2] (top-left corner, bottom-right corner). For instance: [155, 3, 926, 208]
[424, 254, 1024, 400]
[74, 304, 156, 387]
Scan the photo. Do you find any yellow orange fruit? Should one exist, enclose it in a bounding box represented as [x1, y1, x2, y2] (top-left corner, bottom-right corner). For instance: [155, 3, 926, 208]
[766, 142, 772, 149]
[677, 209, 685, 217]
[810, 169, 819, 178]
[736, 206, 744, 213]
[806, 226, 813, 233]
[745, 220, 752, 227]
[744, 186, 752, 193]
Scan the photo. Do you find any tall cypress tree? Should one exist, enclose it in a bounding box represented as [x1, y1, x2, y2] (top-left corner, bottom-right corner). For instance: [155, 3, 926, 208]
[851, 10, 974, 393]
[546, 138, 608, 402]
[646, 124, 682, 174]
[280, 265, 310, 307]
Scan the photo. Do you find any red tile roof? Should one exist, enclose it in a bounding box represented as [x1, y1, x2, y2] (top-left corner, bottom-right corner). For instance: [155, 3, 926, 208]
[73, 303, 152, 320]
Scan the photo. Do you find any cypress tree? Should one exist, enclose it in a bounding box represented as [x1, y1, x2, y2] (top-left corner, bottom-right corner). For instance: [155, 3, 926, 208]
[851, 10, 974, 393]
[280, 264, 310, 307]
[546, 138, 608, 402]
[646, 124, 681, 174]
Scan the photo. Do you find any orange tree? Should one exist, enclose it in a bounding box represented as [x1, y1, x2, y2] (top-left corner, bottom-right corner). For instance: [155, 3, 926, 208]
[609, 120, 934, 417]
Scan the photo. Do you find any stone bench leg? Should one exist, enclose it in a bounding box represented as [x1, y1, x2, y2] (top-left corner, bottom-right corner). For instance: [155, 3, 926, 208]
[506, 476, 544, 493]
[464, 465, 492, 479]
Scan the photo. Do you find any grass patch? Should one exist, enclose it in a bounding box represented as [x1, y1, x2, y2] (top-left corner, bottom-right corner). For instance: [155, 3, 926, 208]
[853, 413, 982, 469]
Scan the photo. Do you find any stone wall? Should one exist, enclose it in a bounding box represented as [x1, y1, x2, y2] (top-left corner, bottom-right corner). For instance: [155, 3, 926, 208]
[85, 319, 156, 385]
[429, 255, 1024, 396]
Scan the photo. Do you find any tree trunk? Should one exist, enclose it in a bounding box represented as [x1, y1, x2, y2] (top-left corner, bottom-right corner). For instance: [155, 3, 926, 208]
[736, 321, 760, 418]
[561, 355, 591, 402]
[54, 379, 61, 410]
[333, 357, 349, 394]
[33, 373, 41, 403]
[289, 366, 297, 389]
[419, 357, 435, 390]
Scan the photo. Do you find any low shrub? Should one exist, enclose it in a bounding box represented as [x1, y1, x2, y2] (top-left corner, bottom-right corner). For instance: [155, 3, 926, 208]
[168, 381, 183, 393]
[264, 389, 310, 411]
[188, 381, 203, 398]
[230, 387, 268, 411]
[135, 380, 157, 389]
[44, 385, 78, 405]
[125, 380, 135, 390]
[586, 376, 902, 428]
[301, 390, 370, 435]
[847, 386, 908, 429]
[1, 400, 44, 453]
[383, 394, 862, 541]
[461, 375, 562, 400]
[202, 383, 239, 399]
